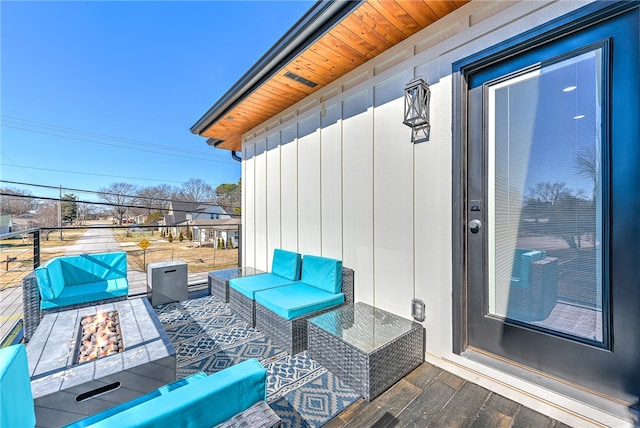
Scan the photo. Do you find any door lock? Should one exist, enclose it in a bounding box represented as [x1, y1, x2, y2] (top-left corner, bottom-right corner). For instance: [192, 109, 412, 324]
[468, 219, 481, 234]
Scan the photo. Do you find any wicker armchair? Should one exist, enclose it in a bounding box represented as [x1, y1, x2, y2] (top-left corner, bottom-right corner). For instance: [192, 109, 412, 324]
[255, 266, 354, 355]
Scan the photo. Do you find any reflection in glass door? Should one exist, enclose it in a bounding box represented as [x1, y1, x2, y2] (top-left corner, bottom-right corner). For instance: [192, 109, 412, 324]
[486, 47, 605, 344]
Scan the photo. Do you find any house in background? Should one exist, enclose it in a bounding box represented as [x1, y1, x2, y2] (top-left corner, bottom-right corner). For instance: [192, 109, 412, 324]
[160, 200, 237, 246]
[190, 217, 240, 248]
[191, 1, 639, 426]
[0, 215, 15, 234]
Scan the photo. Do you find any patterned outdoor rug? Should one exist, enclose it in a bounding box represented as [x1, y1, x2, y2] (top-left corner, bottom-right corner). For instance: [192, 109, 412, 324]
[154, 295, 360, 427]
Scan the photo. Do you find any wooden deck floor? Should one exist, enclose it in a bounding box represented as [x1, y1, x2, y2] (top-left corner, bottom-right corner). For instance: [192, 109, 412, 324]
[327, 362, 567, 428]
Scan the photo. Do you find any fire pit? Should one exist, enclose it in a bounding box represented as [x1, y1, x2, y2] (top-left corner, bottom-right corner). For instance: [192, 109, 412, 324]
[26, 298, 176, 428]
[76, 311, 124, 363]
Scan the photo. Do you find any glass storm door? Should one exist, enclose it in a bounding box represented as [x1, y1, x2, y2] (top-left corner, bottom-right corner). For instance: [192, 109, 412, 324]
[465, 5, 639, 404]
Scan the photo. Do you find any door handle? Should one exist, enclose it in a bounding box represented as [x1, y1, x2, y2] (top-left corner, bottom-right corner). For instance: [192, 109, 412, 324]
[468, 219, 481, 234]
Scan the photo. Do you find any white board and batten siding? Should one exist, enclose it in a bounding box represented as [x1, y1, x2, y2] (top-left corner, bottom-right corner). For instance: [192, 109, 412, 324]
[240, 0, 594, 354]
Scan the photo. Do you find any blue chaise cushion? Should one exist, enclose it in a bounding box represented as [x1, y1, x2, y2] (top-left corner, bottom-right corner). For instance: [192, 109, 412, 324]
[0, 345, 36, 428]
[271, 249, 302, 281]
[300, 255, 342, 294]
[65, 358, 267, 428]
[230, 273, 297, 299]
[255, 283, 344, 320]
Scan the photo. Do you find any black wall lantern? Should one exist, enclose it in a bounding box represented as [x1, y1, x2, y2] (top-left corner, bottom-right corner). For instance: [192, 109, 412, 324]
[403, 76, 430, 143]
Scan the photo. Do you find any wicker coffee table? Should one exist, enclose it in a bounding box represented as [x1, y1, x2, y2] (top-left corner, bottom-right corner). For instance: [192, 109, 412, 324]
[307, 302, 424, 401]
[207, 267, 264, 302]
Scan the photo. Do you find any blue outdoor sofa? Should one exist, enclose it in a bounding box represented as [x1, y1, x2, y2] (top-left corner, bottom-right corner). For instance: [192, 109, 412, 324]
[35, 252, 129, 311]
[0, 344, 281, 428]
[229, 249, 302, 326]
[22, 252, 130, 342]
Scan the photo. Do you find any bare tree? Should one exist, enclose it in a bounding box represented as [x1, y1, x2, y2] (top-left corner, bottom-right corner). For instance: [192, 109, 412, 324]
[576, 146, 598, 200]
[34, 201, 59, 240]
[527, 181, 569, 205]
[98, 183, 138, 224]
[76, 202, 97, 225]
[0, 187, 35, 215]
[178, 178, 215, 202]
[575, 146, 597, 183]
[137, 184, 175, 213]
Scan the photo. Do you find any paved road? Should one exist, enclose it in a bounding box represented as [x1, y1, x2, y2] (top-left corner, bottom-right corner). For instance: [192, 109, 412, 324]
[62, 227, 124, 255]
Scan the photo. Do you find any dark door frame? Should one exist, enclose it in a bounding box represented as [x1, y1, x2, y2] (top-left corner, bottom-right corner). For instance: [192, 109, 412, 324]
[451, 0, 639, 415]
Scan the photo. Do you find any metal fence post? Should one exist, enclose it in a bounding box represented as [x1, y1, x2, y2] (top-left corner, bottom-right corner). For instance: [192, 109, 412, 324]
[33, 229, 40, 269]
[238, 225, 242, 268]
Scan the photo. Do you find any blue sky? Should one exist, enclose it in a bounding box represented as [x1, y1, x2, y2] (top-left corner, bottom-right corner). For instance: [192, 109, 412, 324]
[1, 1, 313, 202]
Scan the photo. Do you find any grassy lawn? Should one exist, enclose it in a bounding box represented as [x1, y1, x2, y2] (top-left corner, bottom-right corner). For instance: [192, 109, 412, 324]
[111, 229, 238, 273]
[0, 230, 85, 290]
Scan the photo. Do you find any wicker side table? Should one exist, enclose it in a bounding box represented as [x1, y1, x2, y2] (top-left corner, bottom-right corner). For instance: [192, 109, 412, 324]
[307, 302, 424, 401]
[208, 267, 264, 302]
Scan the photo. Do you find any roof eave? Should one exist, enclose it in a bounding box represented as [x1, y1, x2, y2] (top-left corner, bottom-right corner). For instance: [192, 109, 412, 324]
[190, 0, 364, 139]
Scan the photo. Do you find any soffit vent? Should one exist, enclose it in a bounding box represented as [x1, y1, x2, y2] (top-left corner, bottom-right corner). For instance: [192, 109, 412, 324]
[283, 71, 317, 88]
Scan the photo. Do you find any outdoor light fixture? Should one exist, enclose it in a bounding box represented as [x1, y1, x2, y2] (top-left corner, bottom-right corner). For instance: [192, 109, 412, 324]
[403, 76, 430, 143]
[411, 298, 425, 322]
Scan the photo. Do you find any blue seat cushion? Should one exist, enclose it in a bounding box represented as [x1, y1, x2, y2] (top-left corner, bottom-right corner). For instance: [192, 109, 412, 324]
[255, 283, 344, 320]
[229, 273, 296, 299]
[0, 345, 36, 428]
[40, 278, 129, 310]
[271, 249, 302, 281]
[300, 255, 342, 294]
[65, 358, 267, 428]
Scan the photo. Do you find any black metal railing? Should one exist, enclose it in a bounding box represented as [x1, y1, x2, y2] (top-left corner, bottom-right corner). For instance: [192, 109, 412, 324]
[0, 224, 240, 346]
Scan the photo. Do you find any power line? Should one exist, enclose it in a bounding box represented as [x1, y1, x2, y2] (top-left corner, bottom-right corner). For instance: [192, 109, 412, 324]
[1, 115, 232, 160]
[1, 153, 47, 185]
[2, 124, 236, 164]
[0, 191, 240, 217]
[0, 179, 240, 213]
[1, 179, 209, 205]
[1, 164, 185, 184]
[2, 179, 171, 202]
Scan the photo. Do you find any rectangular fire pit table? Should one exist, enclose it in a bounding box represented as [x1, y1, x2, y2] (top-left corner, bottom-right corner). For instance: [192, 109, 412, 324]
[207, 267, 264, 302]
[26, 298, 176, 427]
[307, 302, 424, 401]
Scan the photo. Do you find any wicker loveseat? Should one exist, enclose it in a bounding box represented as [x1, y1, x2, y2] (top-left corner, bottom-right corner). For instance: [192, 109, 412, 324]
[229, 249, 301, 326]
[22, 252, 129, 341]
[0, 345, 280, 428]
[254, 255, 354, 355]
